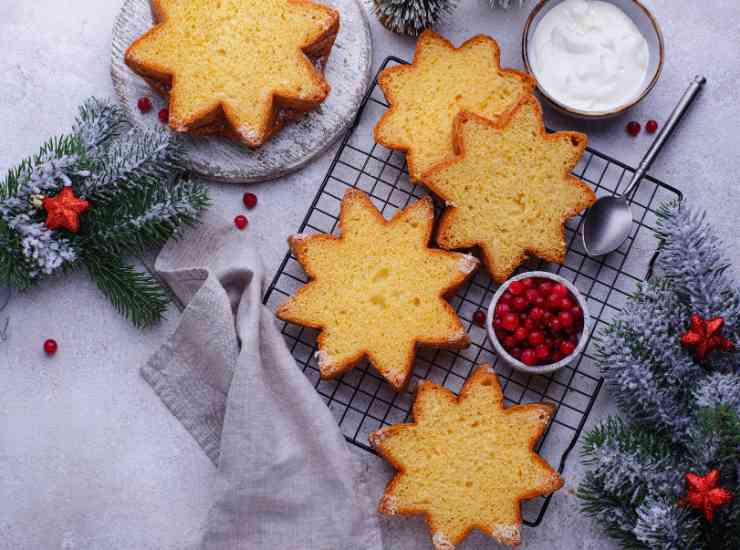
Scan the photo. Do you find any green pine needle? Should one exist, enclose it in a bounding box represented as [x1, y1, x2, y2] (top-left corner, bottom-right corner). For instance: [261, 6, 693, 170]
[85, 252, 169, 329]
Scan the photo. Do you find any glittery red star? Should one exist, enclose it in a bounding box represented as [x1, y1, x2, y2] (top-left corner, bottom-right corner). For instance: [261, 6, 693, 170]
[42, 186, 90, 233]
[680, 313, 734, 362]
[680, 469, 733, 522]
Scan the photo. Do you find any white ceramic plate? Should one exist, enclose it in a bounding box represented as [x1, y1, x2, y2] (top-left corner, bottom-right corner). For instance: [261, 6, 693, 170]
[111, 0, 372, 183]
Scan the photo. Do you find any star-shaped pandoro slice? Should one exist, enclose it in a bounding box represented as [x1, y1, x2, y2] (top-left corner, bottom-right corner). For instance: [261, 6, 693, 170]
[370, 365, 563, 548]
[125, 0, 339, 147]
[276, 189, 479, 391]
[374, 31, 534, 181]
[422, 96, 596, 282]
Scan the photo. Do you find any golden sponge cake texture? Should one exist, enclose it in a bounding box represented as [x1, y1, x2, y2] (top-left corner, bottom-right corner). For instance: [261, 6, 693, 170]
[422, 96, 596, 282]
[374, 31, 534, 181]
[370, 365, 564, 548]
[125, 0, 339, 147]
[276, 189, 478, 391]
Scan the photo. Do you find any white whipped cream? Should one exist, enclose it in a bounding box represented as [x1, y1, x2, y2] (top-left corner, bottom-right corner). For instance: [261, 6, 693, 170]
[531, 0, 649, 112]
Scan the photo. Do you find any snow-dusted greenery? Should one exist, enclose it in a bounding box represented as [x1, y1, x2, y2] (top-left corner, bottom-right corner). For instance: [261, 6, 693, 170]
[372, 0, 457, 36]
[0, 98, 209, 328]
[488, 0, 525, 8]
[579, 202, 740, 549]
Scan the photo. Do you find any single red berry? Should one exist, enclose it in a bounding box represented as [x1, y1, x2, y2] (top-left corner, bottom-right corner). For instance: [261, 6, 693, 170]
[538, 281, 554, 294]
[473, 310, 486, 326]
[137, 97, 152, 113]
[534, 296, 546, 309]
[234, 215, 248, 230]
[493, 318, 504, 331]
[543, 311, 555, 324]
[503, 335, 518, 350]
[499, 291, 513, 304]
[43, 339, 58, 356]
[495, 303, 511, 317]
[529, 307, 545, 322]
[158, 108, 170, 123]
[501, 313, 519, 332]
[547, 293, 562, 311]
[626, 121, 641, 136]
[508, 281, 524, 296]
[525, 288, 540, 304]
[523, 318, 536, 330]
[558, 311, 574, 328]
[551, 351, 565, 363]
[535, 344, 550, 361]
[646, 119, 658, 134]
[512, 296, 528, 311]
[549, 318, 563, 333]
[560, 340, 577, 356]
[510, 347, 523, 360]
[521, 349, 537, 366]
[559, 297, 575, 311]
[521, 278, 534, 289]
[528, 331, 545, 346]
[514, 326, 529, 342]
[551, 283, 568, 298]
[243, 192, 258, 209]
[571, 306, 583, 320]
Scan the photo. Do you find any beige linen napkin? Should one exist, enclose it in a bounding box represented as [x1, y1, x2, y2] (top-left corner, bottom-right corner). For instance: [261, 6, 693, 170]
[141, 202, 382, 550]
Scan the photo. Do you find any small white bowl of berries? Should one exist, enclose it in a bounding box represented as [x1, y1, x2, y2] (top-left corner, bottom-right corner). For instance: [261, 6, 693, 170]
[486, 271, 590, 374]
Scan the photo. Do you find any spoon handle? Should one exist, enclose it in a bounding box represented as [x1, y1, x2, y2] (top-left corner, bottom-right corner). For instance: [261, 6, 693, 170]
[621, 75, 707, 198]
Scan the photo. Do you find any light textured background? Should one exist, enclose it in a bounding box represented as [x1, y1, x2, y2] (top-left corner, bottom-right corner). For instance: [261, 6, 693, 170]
[1, 1, 738, 549]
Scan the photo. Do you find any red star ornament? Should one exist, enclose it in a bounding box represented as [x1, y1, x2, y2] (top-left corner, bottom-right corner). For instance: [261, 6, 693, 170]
[680, 313, 734, 361]
[680, 469, 733, 522]
[42, 186, 90, 233]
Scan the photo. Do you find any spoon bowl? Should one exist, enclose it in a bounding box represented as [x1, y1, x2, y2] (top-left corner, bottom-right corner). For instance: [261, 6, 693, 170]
[582, 196, 634, 257]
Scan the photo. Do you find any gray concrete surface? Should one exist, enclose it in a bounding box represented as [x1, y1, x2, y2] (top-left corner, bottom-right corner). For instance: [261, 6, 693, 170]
[1, 1, 738, 549]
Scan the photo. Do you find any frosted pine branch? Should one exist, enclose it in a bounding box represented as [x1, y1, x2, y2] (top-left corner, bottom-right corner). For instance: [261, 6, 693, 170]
[656, 203, 740, 328]
[372, 0, 457, 36]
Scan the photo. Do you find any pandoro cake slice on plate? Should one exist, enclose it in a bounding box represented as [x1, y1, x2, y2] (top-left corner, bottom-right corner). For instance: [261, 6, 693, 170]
[125, 0, 339, 147]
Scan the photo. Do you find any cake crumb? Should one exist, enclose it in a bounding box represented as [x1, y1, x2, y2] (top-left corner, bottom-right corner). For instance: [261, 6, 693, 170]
[432, 532, 455, 550]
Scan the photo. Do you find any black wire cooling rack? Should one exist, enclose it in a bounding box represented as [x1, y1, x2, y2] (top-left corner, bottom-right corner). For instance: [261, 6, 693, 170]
[263, 57, 682, 527]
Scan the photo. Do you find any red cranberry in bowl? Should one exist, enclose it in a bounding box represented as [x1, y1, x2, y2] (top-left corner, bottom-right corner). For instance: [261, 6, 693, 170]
[487, 272, 590, 374]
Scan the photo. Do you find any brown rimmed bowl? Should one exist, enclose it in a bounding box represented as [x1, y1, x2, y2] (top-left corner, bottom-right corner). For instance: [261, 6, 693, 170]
[522, 0, 665, 119]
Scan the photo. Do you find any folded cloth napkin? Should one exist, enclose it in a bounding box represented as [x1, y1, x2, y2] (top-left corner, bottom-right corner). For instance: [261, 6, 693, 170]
[141, 204, 382, 550]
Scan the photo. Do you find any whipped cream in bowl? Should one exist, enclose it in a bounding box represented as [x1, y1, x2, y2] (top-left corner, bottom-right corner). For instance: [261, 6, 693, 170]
[523, 0, 664, 118]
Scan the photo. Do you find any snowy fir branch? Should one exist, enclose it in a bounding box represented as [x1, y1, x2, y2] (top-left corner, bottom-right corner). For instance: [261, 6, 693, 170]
[0, 98, 209, 328]
[579, 202, 740, 549]
[372, 1, 458, 37]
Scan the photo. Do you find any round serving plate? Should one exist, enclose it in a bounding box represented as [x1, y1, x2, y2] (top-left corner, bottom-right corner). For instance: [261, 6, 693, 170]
[111, 0, 372, 183]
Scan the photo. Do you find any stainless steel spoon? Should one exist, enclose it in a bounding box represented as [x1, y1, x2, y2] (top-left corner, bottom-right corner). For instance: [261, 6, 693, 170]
[582, 75, 707, 257]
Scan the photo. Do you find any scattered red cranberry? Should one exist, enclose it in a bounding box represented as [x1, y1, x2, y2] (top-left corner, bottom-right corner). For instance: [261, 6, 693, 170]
[137, 97, 152, 113]
[626, 121, 641, 136]
[43, 339, 58, 356]
[492, 277, 584, 366]
[473, 310, 486, 326]
[243, 192, 258, 209]
[234, 215, 248, 230]
[645, 119, 658, 134]
[158, 108, 170, 123]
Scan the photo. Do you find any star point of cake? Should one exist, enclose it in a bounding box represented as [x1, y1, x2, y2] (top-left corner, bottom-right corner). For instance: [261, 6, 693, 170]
[277, 189, 478, 391]
[371, 366, 563, 548]
[374, 31, 534, 181]
[423, 96, 596, 282]
[125, 0, 339, 146]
